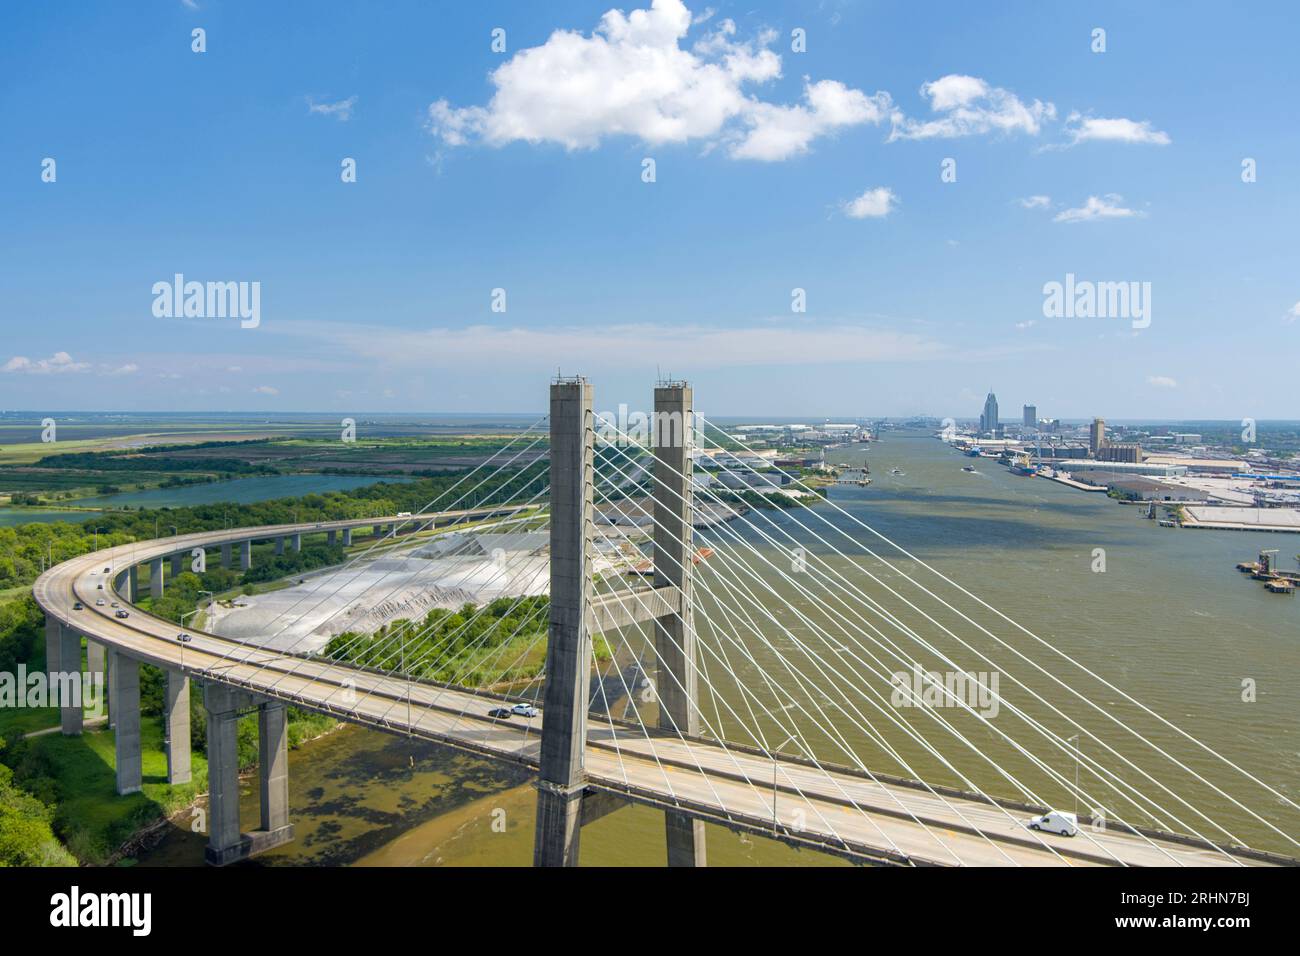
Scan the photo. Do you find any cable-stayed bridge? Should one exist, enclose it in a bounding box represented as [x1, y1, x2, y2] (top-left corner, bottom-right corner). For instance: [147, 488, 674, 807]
[32, 379, 1299, 867]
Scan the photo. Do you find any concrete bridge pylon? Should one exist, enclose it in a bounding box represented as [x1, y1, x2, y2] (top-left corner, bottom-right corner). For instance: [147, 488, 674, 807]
[532, 377, 705, 867]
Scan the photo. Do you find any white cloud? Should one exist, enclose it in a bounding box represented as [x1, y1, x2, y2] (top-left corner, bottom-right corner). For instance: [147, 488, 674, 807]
[1063, 113, 1170, 146]
[1147, 375, 1178, 388]
[181, 0, 199, 10]
[1053, 194, 1143, 224]
[103, 363, 139, 376]
[2, 351, 91, 374]
[889, 74, 1055, 140]
[307, 95, 357, 121]
[1286, 302, 1300, 323]
[1018, 195, 1051, 209]
[252, 385, 280, 396]
[730, 79, 891, 160]
[842, 186, 897, 219]
[427, 0, 888, 161]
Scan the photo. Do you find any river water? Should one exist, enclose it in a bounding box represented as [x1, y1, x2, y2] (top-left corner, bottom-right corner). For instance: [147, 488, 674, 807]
[139, 431, 1300, 865]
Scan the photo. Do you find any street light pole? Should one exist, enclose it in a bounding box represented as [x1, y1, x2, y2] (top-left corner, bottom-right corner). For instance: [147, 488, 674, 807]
[198, 590, 215, 629]
[1069, 733, 1081, 815]
[772, 732, 798, 836]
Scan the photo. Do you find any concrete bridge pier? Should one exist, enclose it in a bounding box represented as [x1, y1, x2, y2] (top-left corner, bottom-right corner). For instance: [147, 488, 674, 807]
[204, 683, 246, 865]
[258, 701, 291, 835]
[44, 615, 61, 683]
[326, 530, 337, 547]
[220, 543, 232, 569]
[341, 528, 353, 546]
[203, 685, 295, 866]
[290, 533, 302, 552]
[170, 552, 184, 578]
[653, 382, 707, 867]
[534, 378, 595, 867]
[164, 670, 191, 785]
[86, 640, 105, 682]
[57, 623, 83, 735]
[109, 650, 141, 794]
[86, 641, 107, 725]
[239, 540, 253, 570]
[113, 566, 137, 602]
[274, 536, 285, 556]
[149, 557, 165, 599]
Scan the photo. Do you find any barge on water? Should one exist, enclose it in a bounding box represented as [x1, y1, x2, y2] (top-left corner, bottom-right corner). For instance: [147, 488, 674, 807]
[1236, 549, 1300, 593]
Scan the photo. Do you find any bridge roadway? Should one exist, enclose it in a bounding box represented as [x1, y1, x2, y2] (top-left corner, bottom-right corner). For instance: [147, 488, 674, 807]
[34, 517, 1276, 867]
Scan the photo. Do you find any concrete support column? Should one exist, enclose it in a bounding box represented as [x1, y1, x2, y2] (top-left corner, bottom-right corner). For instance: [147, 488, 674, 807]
[164, 670, 191, 785]
[116, 565, 137, 602]
[86, 640, 106, 681]
[44, 615, 61, 683]
[290, 533, 301, 552]
[653, 382, 706, 867]
[534, 378, 594, 868]
[204, 683, 245, 865]
[274, 536, 285, 556]
[149, 556, 165, 599]
[220, 543, 232, 569]
[326, 530, 337, 547]
[105, 650, 115, 729]
[170, 553, 183, 577]
[109, 651, 141, 794]
[239, 539, 252, 570]
[58, 625, 83, 735]
[87, 641, 107, 725]
[258, 701, 290, 833]
[341, 528, 353, 546]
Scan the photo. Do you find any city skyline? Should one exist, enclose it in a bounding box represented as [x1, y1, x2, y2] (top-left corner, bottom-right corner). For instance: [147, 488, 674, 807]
[2, 0, 1297, 419]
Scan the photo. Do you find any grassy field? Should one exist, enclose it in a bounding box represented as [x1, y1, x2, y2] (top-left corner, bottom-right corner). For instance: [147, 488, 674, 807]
[22, 716, 208, 864]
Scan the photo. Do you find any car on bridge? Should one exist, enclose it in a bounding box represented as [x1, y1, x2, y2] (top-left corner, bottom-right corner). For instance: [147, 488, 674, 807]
[487, 707, 512, 719]
[72, 602, 83, 610]
[511, 703, 539, 718]
[115, 610, 129, 619]
[1026, 810, 1078, 837]
[95, 598, 106, 606]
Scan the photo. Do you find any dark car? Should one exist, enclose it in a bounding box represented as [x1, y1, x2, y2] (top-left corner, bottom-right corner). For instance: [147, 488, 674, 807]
[72, 602, 84, 610]
[487, 707, 512, 719]
[115, 610, 129, 619]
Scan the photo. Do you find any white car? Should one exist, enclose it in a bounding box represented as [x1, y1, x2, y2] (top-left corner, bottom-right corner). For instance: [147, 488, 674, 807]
[1027, 810, 1078, 837]
[510, 703, 539, 718]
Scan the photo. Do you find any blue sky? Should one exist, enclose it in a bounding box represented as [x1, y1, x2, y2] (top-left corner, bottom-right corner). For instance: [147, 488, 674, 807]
[1, 0, 1297, 419]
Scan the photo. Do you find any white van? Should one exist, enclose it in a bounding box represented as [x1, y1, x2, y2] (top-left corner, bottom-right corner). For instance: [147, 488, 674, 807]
[1027, 810, 1078, 837]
